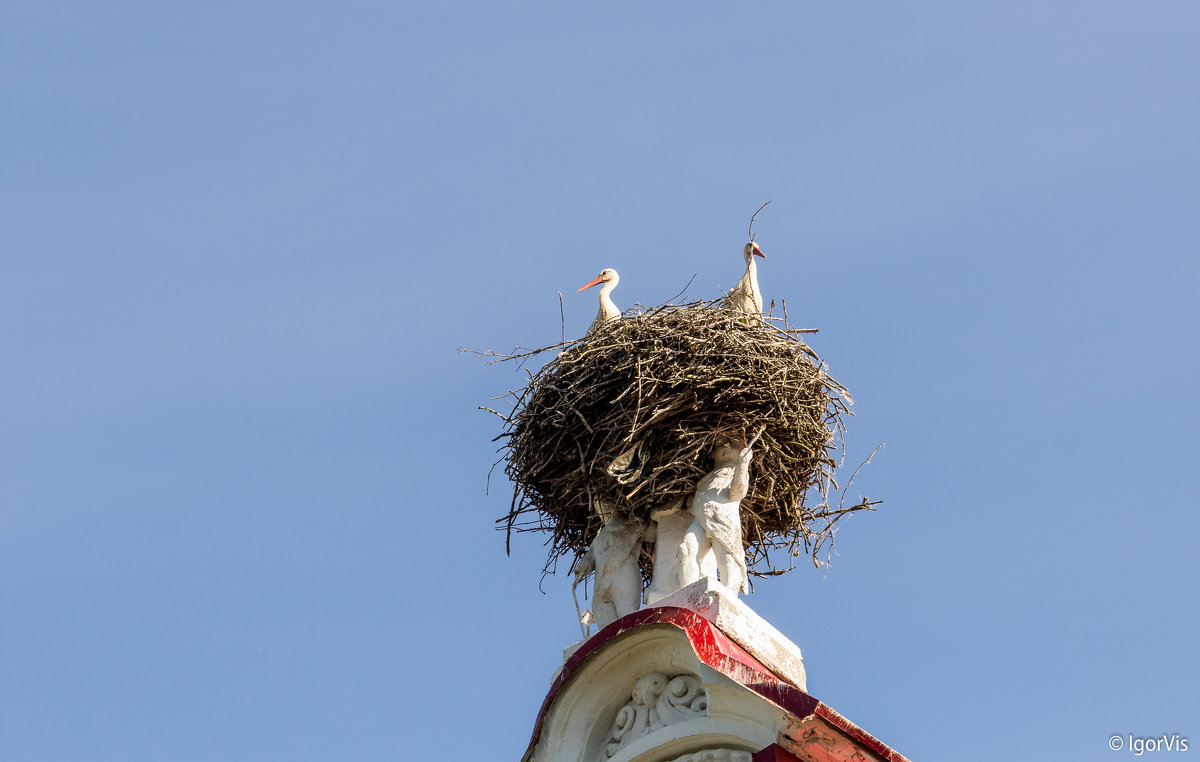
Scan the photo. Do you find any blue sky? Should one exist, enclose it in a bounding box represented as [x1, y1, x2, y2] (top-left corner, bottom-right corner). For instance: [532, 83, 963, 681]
[3, 2, 1198, 759]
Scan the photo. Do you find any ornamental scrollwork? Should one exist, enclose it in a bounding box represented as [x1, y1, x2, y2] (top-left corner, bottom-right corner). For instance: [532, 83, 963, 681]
[602, 672, 708, 759]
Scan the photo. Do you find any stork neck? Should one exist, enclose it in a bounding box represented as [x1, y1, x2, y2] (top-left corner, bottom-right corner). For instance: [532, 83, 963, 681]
[597, 280, 619, 318]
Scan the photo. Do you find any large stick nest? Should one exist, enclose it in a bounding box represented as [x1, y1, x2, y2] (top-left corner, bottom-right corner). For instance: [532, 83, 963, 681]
[481, 299, 877, 579]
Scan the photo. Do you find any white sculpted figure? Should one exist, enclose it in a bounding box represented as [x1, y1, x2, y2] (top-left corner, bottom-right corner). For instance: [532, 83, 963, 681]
[574, 502, 644, 630]
[679, 435, 756, 595]
[644, 500, 716, 605]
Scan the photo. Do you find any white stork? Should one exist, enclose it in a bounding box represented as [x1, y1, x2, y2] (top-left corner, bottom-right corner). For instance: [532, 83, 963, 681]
[577, 268, 620, 334]
[724, 241, 766, 316]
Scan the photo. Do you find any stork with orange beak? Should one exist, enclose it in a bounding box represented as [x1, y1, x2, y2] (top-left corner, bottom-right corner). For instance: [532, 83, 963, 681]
[724, 241, 766, 316]
[577, 268, 620, 334]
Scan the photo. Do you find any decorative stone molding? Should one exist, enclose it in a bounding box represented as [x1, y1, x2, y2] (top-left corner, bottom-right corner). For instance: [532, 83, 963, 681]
[525, 607, 902, 762]
[602, 672, 708, 759]
[663, 751, 751, 762]
[662, 753, 744, 762]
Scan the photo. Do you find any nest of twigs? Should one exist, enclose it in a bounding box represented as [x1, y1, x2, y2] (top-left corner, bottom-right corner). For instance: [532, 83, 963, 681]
[478, 299, 878, 579]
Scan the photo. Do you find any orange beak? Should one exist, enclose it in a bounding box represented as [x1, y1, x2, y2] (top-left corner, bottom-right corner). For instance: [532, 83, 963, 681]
[577, 275, 604, 292]
[751, 243, 766, 258]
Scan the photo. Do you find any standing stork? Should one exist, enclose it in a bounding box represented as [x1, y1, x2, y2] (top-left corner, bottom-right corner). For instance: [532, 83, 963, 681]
[724, 201, 771, 317]
[724, 241, 766, 315]
[577, 268, 620, 334]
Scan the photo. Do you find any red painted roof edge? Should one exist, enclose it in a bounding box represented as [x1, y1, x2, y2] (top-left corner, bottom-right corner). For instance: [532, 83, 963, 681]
[813, 703, 911, 762]
[522, 606, 907, 762]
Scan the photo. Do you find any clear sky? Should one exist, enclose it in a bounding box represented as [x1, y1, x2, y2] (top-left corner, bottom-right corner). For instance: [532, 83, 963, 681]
[3, 2, 1198, 760]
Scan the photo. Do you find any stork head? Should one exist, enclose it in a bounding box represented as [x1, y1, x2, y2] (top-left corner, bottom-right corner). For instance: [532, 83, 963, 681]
[577, 268, 619, 292]
[743, 242, 766, 260]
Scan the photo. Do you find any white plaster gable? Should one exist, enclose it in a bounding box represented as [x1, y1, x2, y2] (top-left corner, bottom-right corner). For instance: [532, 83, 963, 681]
[527, 624, 789, 762]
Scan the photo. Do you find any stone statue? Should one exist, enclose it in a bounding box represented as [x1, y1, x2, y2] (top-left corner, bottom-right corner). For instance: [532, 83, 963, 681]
[644, 499, 717, 605]
[574, 502, 645, 630]
[679, 433, 760, 595]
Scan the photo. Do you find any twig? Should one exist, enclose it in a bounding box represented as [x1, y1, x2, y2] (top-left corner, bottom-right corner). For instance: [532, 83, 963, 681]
[838, 441, 885, 510]
[558, 291, 565, 346]
[663, 273, 698, 304]
[748, 200, 772, 241]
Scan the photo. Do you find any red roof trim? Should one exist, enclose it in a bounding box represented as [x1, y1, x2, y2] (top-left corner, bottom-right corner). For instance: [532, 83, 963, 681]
[523, 607, 906, 762]
[752, 745, 803, 762]
[812, 703, 908, 762]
